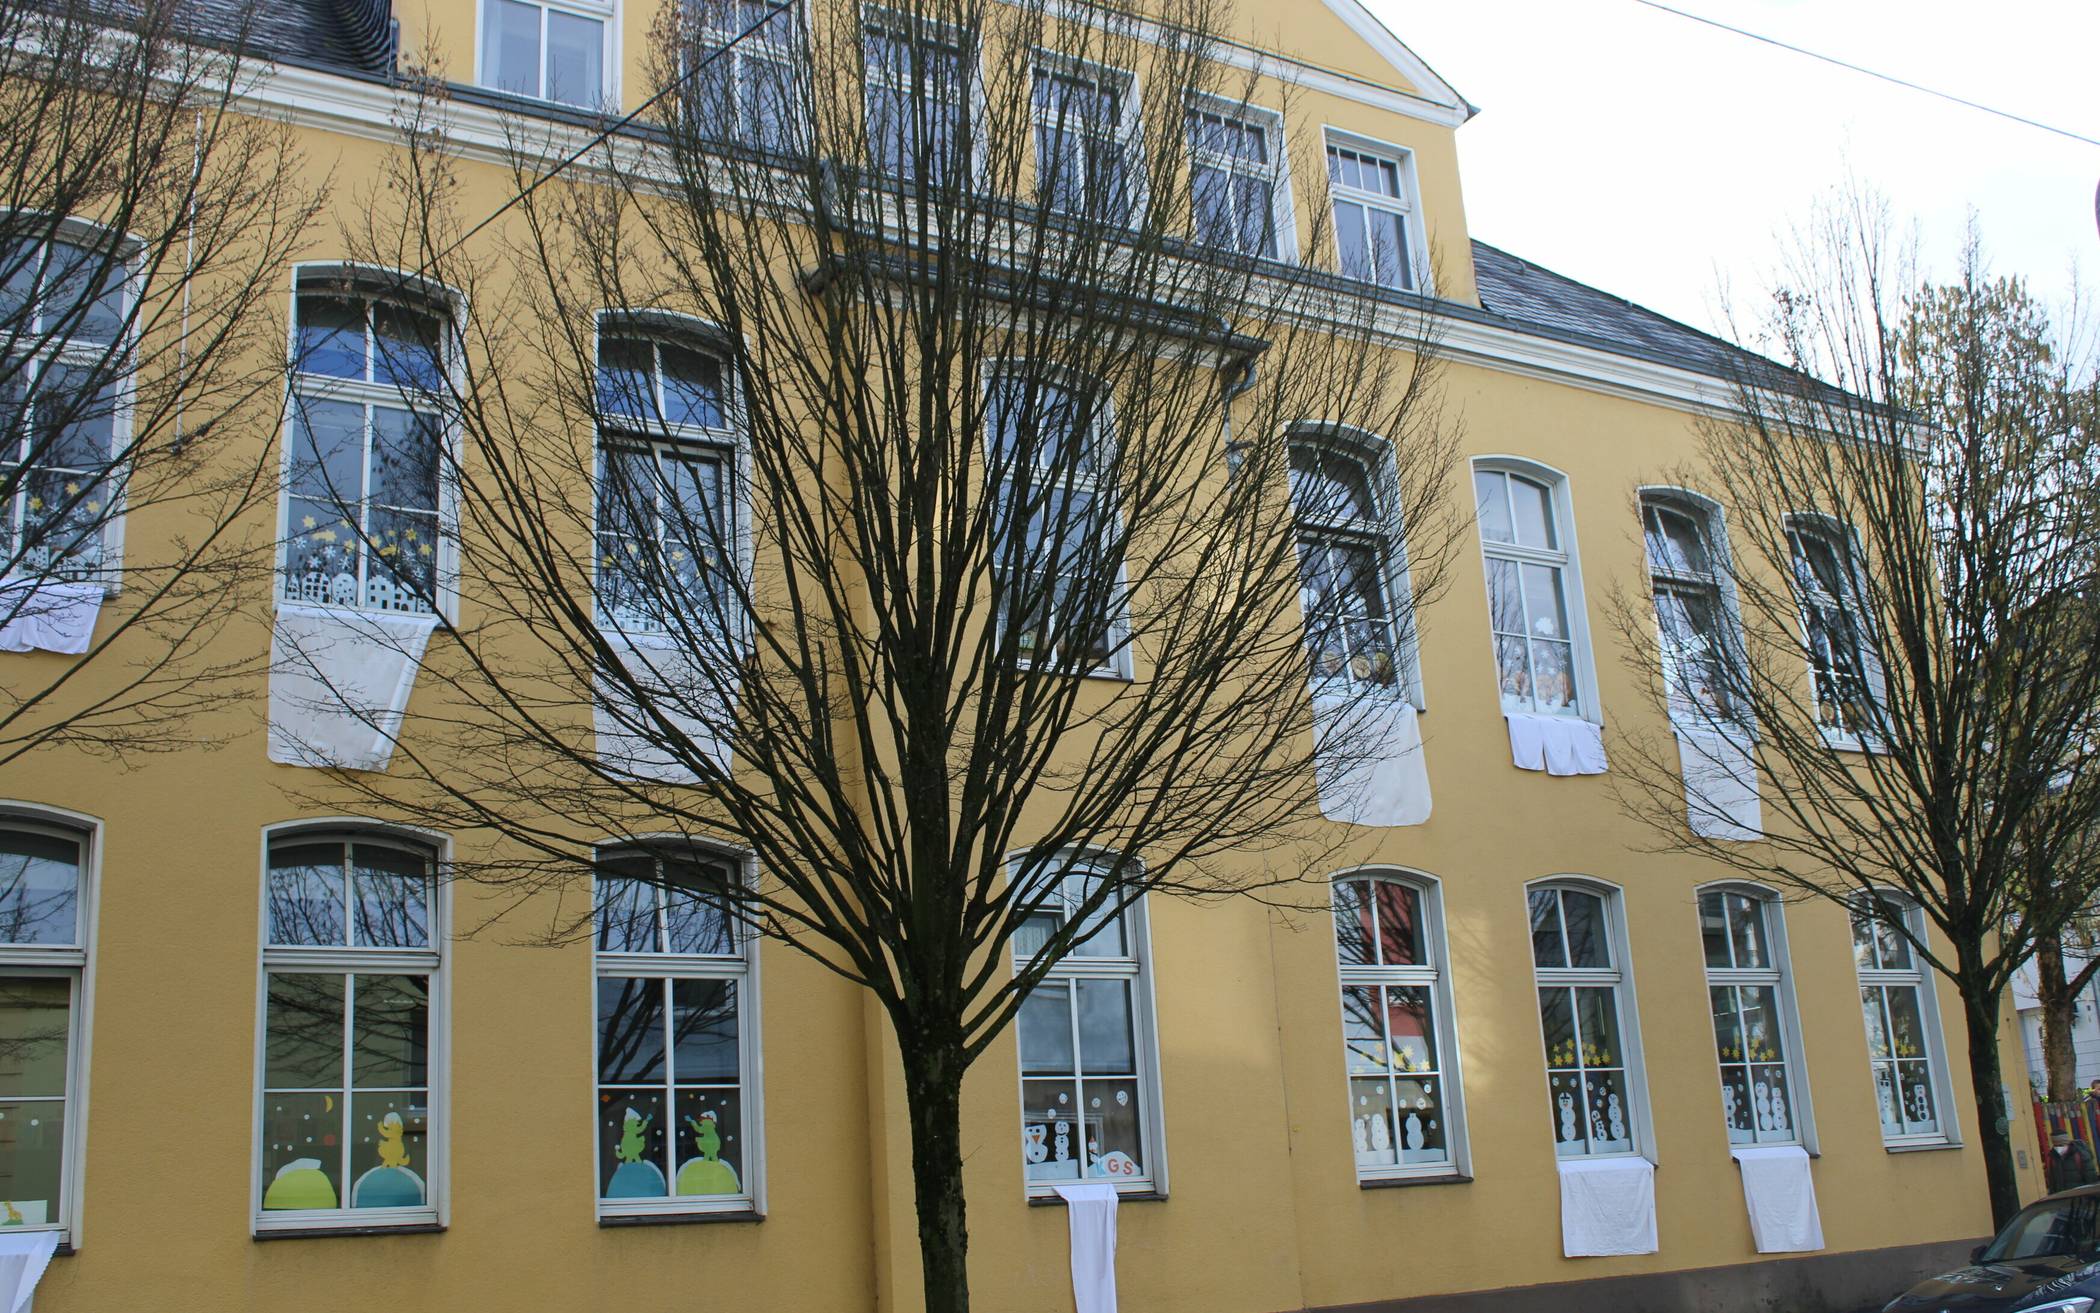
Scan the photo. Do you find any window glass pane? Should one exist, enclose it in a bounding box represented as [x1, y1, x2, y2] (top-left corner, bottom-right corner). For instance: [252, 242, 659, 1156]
[1473, 470, 1512, 543]
[1067, 872, 1126, 959]
[0, 832, 77, 947]
[1538, 985, 1575, 1068]
[599, 1087, 668, 1199]
[372, 301, 445, 393]
[595, 857, 659, 953]
[1860, 987, 1890, 1058]
[1510, 476, 1556, 549]
[266, 973, 345, 1089]
[1698, 892, 1729, 968]
[1896, 1056, 1937, 1133]
[1075, 979, 1134, 1073]
[1534, 643, 1576, 714]
[1648, 504, 1710, 576]
[1727, 894, 1770, 970]
[544, 9, 604, 107]
[1334, 200, 1369, 282]
[0, 978, 68, 1098]
[1017, 981, 1074, 1076]
[294, 294, 365, 379]
[0, 1094, 63, 1220]
[1885, 985, 1928, 1064]
[1850, 903, 1879, 969]
[288, 397, 365, 504]
[1719, 1061, 1753, 1144]
[269, 841, 346, 947]
[1710, 986, 1741, 1065]
[670, 978, 738, 1083]
[1350, 1076, 1396, 1167]
[1561, 891, 1609, 968]
[284, 496, 358, 605]
[1332, 881, 1374, 967]
[1340, 985, 1384, 1073]
[1288, 445, 1376, 524]
[1190, 163, 1232, 247]
[1370, 881, 1422, 967]
[1079, 1077, 1143, 1178]
[369, 406, 440, 515]
[1738, 984, 1782, 1064]
[488, 0, 544, 97]
[1528, 889, 1566, 969]
[597, 337, 654, 418]
[1574, 986, 1622, 1066]
[1393, 1076, 1444, 1164]
[1232, 174, 1274, 257]
[1874, 905, 1911, 970]
[673, 1086, 744, 1195]
[660, 344, 723, 429]
[351, 844, 430, 949]
[1495, 634, 1532, 711]
[1384, 985, 1435, 1074]
[366, 505, 438, 612]
[260, 1091, 341, 1210]
[1484, 558, 1524, 635]
[42, 240, 124, 345]
[1547, 1078, 1584, 1155]
[1021, 1080, 1082, 1181]
[352, 974, 429, 1089]
[1519, 563, 1569, 642]
[1871, 1062, 1900, 1133]
[347, 1091, 429, 1208]
[1751, 1062, 1795, 1141]
[1373, 210, 1408, 290]
[597, 976, 666, 1083]
[663, 871, 735, 956]
[1582, 1067, 1632, 1154]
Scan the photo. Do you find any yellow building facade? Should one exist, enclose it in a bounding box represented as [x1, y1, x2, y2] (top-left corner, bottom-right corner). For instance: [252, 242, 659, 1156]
[0, 0, 2049, 1310]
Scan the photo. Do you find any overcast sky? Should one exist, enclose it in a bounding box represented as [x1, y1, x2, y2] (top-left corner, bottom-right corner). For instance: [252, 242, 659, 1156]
[1363, 0, 2100, 341]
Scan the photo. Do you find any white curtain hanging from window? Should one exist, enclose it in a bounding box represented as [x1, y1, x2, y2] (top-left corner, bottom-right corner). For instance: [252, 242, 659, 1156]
[1313, 695, 1431, 826]
[267, 604, 438, 771]
[1676, 729, 1761, 839]
[593, 632, 733, 784]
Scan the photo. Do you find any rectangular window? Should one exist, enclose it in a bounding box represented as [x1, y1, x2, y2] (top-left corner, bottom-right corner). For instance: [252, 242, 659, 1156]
[258, 834, 440, 1230]
[686, 0, 803, 153]
[1530, 885, 1643, 1158]
[1033, 63, 1133, 218]
[1326, 141, 1418, 291]
[284, 277, 451, 616]
[864, 19, 972, 186]
[1643, 496, 1738, 724]
[1333, 876, 1464, 1179]
[594, 846, 758, 1216]
[0, 826, 89, 1242]
[1851, 894, 1949, 1144]
[1700, 889, 1808, 1146]
[1187, 106, 1280, 258]
[1788, 520, 1879, 744]
[483, 0, 611, 108]
[1476, 466, 1586, 716]
[1014, 860, 1160, 1194]
[1289, 439, 1411, 694]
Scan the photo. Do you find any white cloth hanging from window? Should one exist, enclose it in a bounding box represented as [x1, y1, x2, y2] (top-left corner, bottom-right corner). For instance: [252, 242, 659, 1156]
[1677, 729, 1762, 840]
[1313, 695, 1431, 826]
[1052, 1182, 1118, 1313]
[267, 604, 438, 772]
[0, 1228, 59, 1312]
[593, 632, 732, 784]
[0, 581, 102, 655]
[1507, 713, 1608, 776]
[1730, 1145, 1823, 1253]
[1557, 1156, 1658, 1257]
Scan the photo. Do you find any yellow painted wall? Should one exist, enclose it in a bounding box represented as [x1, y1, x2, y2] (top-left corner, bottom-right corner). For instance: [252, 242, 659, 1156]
[0, 1, 2046, 1310]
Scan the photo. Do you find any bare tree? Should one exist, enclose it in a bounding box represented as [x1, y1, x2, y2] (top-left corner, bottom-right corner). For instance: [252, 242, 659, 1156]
[0, 0, 323, 763]
[317, 0, 1462, 1306]
[1608, 196, 2100, 1228]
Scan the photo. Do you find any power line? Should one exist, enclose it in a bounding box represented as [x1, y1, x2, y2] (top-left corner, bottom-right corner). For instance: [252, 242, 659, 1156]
[1634, 0, 2100, 150]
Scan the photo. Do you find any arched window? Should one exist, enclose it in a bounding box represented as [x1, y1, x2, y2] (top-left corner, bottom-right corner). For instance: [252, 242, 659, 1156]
[1641, 491, 1739, 724]
[1332, 872, 1464, 1179]
[594, 324, 737, 636]
[1529, 881, 1645, 1157]
[1, 229, 132, 580]
[1786, 517, 1879, 743]
[1699, 886, 1810, 1146]
[1289, 436, 1411, 695]
[257, 828, 442, 1231]
[0, 819, 92, 1243]
[1850, 891, 1951, 1144]
[282, 269, 452, 616]
[1474, 462, 1589, 717]
[592, 842, 759, 1217]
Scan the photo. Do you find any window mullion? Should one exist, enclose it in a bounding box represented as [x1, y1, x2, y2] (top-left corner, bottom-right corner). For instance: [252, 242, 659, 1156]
[340, 970, 357, 1199]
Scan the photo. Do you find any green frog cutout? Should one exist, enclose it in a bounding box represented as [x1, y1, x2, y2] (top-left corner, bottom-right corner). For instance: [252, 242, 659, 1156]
[615, 1109, 653, 1165]
[674, 1109, 741, 1195]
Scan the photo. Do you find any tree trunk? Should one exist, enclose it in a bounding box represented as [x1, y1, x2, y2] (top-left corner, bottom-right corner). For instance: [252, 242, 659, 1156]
[901, 1040, 972, 1313]
[1960, 983, 2025, 1230]
[2038, 932, 2082, 1102]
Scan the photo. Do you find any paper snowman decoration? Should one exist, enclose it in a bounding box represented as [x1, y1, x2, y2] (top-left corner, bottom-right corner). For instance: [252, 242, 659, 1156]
[1753, 1081, 1772, 1131]
[1024, 1124, 1049, 1164]
[1369, 1113, 1390, 1152]
[1606, 1093, 1625, 1142]
[1404, 1113, 1424, 1152]
[1770, 1087, 1788, 1131]
[1721, 1084, 1740, 1128]
[1558, 1091, 1578, 1143]
[1352, 1118, 1369, 1155]
[1053, 1121, 1070, 1163]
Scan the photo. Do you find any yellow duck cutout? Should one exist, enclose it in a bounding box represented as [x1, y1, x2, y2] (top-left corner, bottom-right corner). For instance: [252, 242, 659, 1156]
[377, 1112, 411, 1170]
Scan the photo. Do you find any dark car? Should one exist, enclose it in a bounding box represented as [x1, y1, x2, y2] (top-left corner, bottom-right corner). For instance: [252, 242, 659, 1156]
[1883, 1187, 2100, 1311]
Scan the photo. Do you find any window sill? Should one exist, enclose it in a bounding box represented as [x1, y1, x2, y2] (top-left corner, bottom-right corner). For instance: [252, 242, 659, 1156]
[1027, 1189, 1164, 1207]
[253, 1221, 446, 1241]
[599, 1208, 763, 1228]
[1359, 1171, 1472, 1190]
[1885, 1138, 1962, 1154]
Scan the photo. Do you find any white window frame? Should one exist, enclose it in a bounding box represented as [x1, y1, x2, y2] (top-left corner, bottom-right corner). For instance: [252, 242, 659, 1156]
[1288, 428, 1421, 705]
[1473, 458, 1599, 721]
[1012, 854, 1166, 1199]
[0, 805, 101, 1250]
[1330, 869, 1468, 1183]
[0, 220, 140, 592]
[1849, 890, 1957, 1148]
[861, 7, 982, 189]
[1321, 128, 1429, 295]
[278, 265, 461, 622]
[1697, 882, 1816, 1151]
[591, 840, 764, 1221]
[1640, 487, 1747, 729]
[251, 822, 448, 1235]
[1527, 878, 1652, 1161]
[1029, 52, 1144, 222]
[477, 0, 619, 109]
[982, 366, 1131, 680]
[592, 318, 745, 641]
[685, 0, 805, 154]
[1785, 514, 1883, 751]
[1184, 94, 1295, 261]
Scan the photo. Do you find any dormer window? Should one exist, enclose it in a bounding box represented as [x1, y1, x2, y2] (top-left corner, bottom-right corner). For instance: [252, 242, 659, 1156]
[483, 0, 613, 109]
[1325, 137, 1422, 292]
